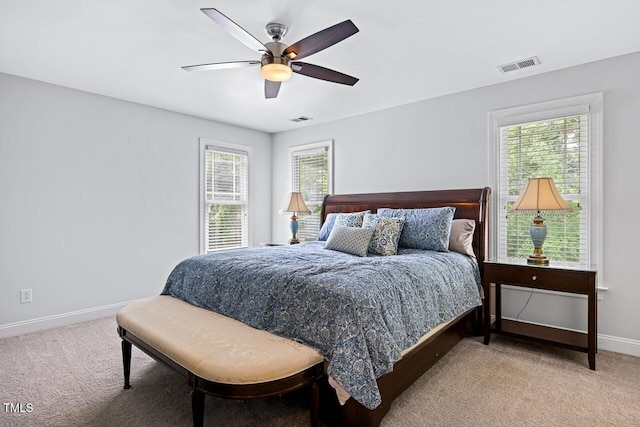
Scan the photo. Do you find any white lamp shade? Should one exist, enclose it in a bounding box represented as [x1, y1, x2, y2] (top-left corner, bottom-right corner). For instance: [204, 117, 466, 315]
[510, 177, 572, 213]
[280, 192, 311, 214]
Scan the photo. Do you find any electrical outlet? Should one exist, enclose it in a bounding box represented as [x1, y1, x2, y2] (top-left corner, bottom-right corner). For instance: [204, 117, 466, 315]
[20, 289, 32, 304]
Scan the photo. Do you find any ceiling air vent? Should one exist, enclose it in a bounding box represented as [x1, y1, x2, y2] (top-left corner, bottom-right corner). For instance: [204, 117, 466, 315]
[291, 116, 313, 123]
[498, 56, 540, 73]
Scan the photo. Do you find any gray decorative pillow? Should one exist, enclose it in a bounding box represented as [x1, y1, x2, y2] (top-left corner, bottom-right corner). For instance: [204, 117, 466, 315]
[324, 225, 375, 257]
[334, 211, 369, 228]
[449, 218, 476, 257]
[362, 214, 405, 256]
[317, 213, 339, 241]
[377, 207, 455, 252]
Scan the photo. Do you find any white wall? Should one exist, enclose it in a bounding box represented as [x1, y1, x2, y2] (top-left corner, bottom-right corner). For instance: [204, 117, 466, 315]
[3, 50, 639, 354]
[0, 73, 272, 331]
[272, 51, 640, 354]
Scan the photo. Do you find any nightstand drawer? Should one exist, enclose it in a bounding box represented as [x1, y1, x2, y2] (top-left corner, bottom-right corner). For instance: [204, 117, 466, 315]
[484, 263, 594, 294]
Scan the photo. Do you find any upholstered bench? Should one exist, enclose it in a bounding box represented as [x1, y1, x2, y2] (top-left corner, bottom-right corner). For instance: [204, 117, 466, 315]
[116, 296, 324, 427]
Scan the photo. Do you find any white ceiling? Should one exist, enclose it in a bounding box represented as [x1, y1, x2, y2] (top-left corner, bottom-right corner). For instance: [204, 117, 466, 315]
[2, 1, 639, 133]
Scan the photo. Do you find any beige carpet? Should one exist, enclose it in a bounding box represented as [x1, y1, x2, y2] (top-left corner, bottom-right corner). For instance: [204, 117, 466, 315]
[1, 316, 639, 427]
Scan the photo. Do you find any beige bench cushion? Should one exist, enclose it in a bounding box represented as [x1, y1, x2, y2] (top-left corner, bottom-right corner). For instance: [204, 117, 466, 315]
[116, 296, 324, 385]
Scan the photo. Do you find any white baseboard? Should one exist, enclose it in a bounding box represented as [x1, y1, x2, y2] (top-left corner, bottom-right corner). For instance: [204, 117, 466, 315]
[598, 334, 640, 358]
[0, 300, 138, 340]
[492, 315, 640, 358]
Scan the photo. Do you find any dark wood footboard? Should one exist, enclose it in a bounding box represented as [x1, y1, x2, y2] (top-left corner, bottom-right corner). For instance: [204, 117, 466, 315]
[321, 308, 475, 427]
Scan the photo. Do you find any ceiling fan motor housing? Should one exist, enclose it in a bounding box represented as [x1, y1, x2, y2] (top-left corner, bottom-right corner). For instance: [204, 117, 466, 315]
[261, 55, 291, 68]
[261, 41, 293, 81]
[261, 55, 292, 81]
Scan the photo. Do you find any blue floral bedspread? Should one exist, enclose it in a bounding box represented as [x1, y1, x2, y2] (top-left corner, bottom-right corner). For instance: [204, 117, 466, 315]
[161, 241, 481, 409]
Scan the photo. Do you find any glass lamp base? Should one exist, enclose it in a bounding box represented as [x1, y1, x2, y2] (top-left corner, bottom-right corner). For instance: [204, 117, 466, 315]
[528, 216, 549, 265]
[289, 215, 299, 245]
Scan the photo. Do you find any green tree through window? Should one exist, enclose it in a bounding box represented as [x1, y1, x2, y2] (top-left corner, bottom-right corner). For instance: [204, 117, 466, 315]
[503, 117, 584, 262]
[204, 147, 248, 251]
[291, 142, 332, 241]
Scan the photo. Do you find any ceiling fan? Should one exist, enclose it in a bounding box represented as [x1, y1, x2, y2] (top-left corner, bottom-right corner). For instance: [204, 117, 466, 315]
[182, 8, 360, 99]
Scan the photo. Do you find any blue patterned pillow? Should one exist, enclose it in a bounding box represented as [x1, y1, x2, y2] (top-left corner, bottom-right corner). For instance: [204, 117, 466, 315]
[377, 207, 455, 251]
[317, 213, 339, 241]
[334, 211, 368, 228]
[362, 214, 405, 256]
[324, 225, 375, 257]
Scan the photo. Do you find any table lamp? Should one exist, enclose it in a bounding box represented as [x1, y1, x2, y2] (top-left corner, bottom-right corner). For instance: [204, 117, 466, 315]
[280, 192, 311, 244]
[509, 177, 572, 265]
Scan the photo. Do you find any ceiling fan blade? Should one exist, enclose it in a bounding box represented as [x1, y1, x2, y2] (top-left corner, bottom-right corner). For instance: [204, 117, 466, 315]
[182, 61, 260, 72]
[283, 20, 359, 60]
[201, 8, 270, 54]
[292, 62, 359, 86]
[265, 80, 281, 99]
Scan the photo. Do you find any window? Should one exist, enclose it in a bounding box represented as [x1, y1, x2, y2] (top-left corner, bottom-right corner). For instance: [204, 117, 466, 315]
[290, 141, 333, 241]
[200, 140, 249, 252]
[490, 94, 602, 267]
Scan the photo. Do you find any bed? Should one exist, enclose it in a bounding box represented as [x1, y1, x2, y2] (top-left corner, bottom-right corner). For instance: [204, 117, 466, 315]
[160, 187, 490, 426]
[316, 188, 490, 426]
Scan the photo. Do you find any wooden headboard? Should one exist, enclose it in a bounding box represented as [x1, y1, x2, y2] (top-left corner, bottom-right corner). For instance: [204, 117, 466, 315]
[321, 187, 491, 269]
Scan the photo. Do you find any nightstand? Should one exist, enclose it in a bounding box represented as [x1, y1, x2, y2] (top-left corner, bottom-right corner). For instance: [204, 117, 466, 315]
[484, 260, 597, 370]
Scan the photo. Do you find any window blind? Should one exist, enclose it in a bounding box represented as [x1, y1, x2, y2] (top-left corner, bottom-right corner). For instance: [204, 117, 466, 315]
[204, 146, 248, 251]
[292, 145, 330, 241]
[497, 114, 590, 264]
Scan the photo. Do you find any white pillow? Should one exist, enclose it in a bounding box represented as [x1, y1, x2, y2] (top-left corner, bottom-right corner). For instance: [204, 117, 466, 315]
[449, 219, 476, 257]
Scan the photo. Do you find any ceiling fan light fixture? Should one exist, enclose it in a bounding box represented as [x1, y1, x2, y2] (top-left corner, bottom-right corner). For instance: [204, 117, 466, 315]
[261, 63, 292, 81]
[261, 56, 292, 82]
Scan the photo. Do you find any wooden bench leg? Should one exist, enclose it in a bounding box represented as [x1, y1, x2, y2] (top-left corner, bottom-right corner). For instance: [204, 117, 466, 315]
[192, 377, 205, 427]
[310, 381, 320, 427]
[121, 339, 132, 390]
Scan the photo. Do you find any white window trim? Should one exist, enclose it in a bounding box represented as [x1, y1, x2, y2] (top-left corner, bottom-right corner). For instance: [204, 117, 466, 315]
[199, 138, 253, 253]
[488, 93, 603, 273]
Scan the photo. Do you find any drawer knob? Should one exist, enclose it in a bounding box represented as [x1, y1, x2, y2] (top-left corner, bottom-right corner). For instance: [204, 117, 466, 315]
[532, 275, 537, 281]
